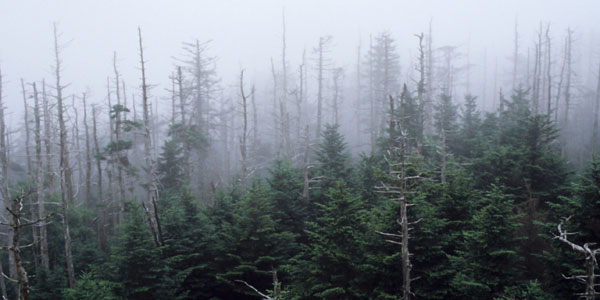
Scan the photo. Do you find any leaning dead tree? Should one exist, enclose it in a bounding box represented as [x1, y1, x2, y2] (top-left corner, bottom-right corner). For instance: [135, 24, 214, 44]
[0, 194, 52, 300]
[554, 216, 600, 300]
[376, 95, 422, 300]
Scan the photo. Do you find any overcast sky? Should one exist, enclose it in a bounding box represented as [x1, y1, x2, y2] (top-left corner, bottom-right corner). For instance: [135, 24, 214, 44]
[0, 0, 598, 121]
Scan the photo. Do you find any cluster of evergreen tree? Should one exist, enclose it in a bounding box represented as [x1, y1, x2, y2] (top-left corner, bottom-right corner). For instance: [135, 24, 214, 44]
[9, 88, 599, 299]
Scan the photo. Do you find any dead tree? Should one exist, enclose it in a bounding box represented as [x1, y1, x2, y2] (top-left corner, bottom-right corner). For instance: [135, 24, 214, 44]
[0, 194, 52, 300]
[138, 27, 162, 248]
[176, 66, 191, 183]
[532, 24, 543, 114]
[562, 29, 573, 158]
[21, 81, 40, 269]
[376, 95, 422, 300]
[315, 36, 332, 140]
[415, 33, 426, 155]
[20, 80, 32, 179]
[554, 34, 568, 124]
[113, 53, 126, 220]
[239, 70, 250, 186]
[593, 62, 600, 153]
[92, 105, 107, 253]
[280, 11, 290, 156]
[106, 78, 116, 225]
[554, 217, 600, 300]
[32, 83, 49, 269]
[0, 65, 9, 300]
[53, 23, 75, 288]
[235, 268, 281, 300]
[331, 67, 344, 125]
[53, 23, 75, 207]
[512, 19, 519, 89]
[82, 93, 91, 208]
[545, 24, 552, 114]
[42, 81, 55, 196]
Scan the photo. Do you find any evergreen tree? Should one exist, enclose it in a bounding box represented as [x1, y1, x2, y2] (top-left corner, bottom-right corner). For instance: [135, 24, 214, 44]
[315, 124, 352, 191]
[109, 202, 175, 300]
[449, 185, 523, 299]
[157, 139, 184, 191]
[287, 181, 371, 299]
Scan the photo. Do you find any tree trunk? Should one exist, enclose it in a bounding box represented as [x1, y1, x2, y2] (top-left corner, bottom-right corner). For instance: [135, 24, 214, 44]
[21, 80, 40, 269]
[593, 62, 600, 153]
[92, 106, 107, 253]
[82, 94, 92, 209]
[113, 53, 126, 224]
[42, 81, 55, 196]
[562, 29, 573, 158]
[545, 25, 552, 114]
[177, 66, 190, 183]
[415, 33, 426, 155]
[32, 83, 49, 270]
[239, 70, 249, 186]
[138, 27, 161, 247]
[0, 66, 10, 300]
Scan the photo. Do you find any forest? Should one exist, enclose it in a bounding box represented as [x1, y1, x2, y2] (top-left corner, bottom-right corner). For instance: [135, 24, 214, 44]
[0, 2, 600, 300]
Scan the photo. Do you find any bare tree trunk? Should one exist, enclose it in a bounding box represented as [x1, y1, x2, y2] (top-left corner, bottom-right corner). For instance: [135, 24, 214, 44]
[0, 66, 10, 300]
[512, 19, 519, 90]
[21, 80, 40, 269]
[82, 94, 91, 208]
[301, 126, 310, 202]
[32, 83, 49, 270]
[332, 68, 343, 125]
[177, 66, 191, 184]
[316, 36, 328, 140]
[42, 81, 55, 196]
[545, 25, 552, 114]
[555, 35, 568, 124]
[53, 23, 75, 288]
[415, 33, 426, 155]
[355, 42, 362, 147]
[555, 217, 600, 300]
[425, 21, 434, 133]
[562, 29, 573, 158]
[280, 12, 290, 156]
[113, 53, 125, 224]
[138, 27, 162, 247]
[251, 85, 258, 153]
[532, 25, 542, 114]
[72, 96, 83, 206]
[21, 80, 32, 179]
[270, 58, 280, 152]
[368, 35, 376, 152]
[106, 78, 116, 226]
[376, 95, 417, 300]
[593, 62, 600, 153]
[170, 72, 176, 125]
[92, 106, 107, 253]
[239, 70, 249, 186]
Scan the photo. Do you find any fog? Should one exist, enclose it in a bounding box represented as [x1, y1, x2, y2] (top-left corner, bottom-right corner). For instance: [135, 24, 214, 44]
[1, 0, 598, 114]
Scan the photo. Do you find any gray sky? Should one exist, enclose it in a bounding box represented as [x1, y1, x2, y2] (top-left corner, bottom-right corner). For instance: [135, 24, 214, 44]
[0, 0, 599, 119]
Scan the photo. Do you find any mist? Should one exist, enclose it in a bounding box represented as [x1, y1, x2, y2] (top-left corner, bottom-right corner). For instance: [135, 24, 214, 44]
[0, 1, 599, 299]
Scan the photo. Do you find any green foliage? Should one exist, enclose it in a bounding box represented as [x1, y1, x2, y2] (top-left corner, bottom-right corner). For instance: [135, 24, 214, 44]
[158, 138, 184, 191]
[109, 202, 176, 300]
[315, 124, 352, 191]
[287, 181, 372, 299]
[449, 185, 524, 299]
[64, 272, 122, 300]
